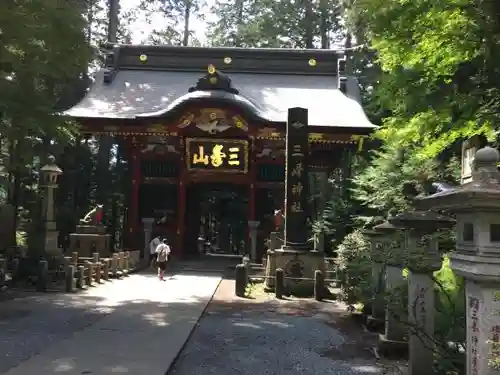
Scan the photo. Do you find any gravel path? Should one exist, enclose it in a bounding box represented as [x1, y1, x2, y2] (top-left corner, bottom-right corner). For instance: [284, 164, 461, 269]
[169, 280, 386, 375]
[0, 295, 108, 374]
[170, 311, 381, 375]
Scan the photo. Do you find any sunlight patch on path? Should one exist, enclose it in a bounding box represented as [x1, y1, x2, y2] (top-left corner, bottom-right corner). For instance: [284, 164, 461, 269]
[2, 273, 222, 375]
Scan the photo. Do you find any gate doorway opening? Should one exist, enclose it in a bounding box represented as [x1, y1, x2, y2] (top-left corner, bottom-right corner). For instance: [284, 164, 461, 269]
[184, 183, 248, 257]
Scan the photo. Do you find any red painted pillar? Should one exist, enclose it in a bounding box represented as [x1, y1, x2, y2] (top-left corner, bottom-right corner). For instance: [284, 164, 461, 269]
[129, 138, 140, 249]
[248, 139, 256, 233]
[176, 140, 186, 258]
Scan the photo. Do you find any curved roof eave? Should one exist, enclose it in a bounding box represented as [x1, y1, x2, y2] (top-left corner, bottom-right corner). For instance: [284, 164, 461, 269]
[136, 90, 266, 121]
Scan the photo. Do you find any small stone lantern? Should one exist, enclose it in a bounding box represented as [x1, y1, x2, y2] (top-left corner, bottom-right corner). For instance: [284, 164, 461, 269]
[418, 146, 500, 375]
[40, 155, 63, 254]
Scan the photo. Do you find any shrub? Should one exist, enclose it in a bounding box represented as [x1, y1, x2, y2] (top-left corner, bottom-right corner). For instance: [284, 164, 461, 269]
[336, 230, 372, 308]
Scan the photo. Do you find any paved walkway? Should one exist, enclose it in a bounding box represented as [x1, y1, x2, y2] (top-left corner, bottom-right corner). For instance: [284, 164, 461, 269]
[1, 271, 222, 375]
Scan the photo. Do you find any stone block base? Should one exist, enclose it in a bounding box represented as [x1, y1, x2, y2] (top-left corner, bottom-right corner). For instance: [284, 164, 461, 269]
[377, 333, 408, 358]
[265, 247, 324, 296]
[366, 315, 384, 332]
[69, 233, 111, 258]
[76, 225, 106, 234]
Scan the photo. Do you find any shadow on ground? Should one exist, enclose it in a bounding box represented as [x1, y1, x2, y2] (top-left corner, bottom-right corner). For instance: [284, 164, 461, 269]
[0, 265, 223, 375]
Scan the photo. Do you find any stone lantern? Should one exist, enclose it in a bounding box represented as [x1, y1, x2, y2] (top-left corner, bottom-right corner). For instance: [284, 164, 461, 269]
[390, 210, 455, 375]
[373, 221, 408, 351]
[418, 145, 500, 375]
[40, 155, 63, 254]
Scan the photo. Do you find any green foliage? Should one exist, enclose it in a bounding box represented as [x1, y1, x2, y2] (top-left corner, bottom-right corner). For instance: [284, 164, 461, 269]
[336, 230, 372, 307]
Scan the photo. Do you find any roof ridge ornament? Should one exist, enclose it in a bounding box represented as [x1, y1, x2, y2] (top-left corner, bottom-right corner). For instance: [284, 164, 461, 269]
[188, 64, 239, 95]
[102, 44, 121, 84]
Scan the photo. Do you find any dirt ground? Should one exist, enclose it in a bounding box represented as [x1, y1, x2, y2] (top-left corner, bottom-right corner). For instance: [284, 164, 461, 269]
[205, 278, 408, 375]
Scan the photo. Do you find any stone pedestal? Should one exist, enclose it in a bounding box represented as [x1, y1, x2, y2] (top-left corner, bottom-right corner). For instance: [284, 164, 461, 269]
[373, 222, 408, 353]
[465, 279, 500, 375]
[269, 248, 324, 296]
[248, 221, 260, 262]
[69, 225, 110, 257]
[390, 210, 454, 374]
[383, 264, 407, 342]
[407, 271, 436, 374]
[364, 229, 386, 326]
[142, 217, 154, 258]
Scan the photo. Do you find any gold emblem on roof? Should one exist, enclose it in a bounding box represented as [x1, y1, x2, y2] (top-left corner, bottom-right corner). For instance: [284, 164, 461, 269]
[207, 64, 216, 74]
[139, 54, 148, 62]
[308, 58, 317, 67]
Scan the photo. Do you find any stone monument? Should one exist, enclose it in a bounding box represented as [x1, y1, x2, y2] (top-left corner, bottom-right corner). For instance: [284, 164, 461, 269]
[69, 204, 110, 257]
[418, 145, 500, 375]
[40, 156, 63, 254]
[265, 108, 324, 295]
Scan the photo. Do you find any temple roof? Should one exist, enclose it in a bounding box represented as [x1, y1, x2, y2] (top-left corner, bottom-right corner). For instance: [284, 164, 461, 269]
[63, 45, 376, 130]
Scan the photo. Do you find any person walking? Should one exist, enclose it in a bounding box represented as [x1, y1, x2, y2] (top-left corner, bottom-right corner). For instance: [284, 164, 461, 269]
[149, 235, 161, 268]
[155, 238, 171, 281]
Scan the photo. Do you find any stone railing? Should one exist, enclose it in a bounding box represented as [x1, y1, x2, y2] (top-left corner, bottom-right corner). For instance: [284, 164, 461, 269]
[0, 250, 142, 294]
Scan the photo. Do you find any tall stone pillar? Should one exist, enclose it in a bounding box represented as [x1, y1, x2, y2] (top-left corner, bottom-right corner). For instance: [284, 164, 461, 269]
[270, 107, 325, 295]
[40, 156, 63, 255]
[142, 217, 154, 257]
[248, 221, 260, 262]
[373, 221, 408, 353]
[418, 145, 500, 375]
[390, 211, 455, 375]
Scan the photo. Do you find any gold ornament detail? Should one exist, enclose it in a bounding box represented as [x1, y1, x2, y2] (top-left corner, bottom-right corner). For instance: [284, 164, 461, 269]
[308, 58, 317, 67]
[139, 54, 148, 62]
[224, 57, 232, 64]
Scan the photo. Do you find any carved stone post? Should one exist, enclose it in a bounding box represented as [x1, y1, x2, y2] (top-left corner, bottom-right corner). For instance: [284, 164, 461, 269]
[390, 211, 455, 375]
[419, 145, 500, 375]
[248, 220, 260, 262]
[102, 259, 109, 281]
[87, 261, 94, 286]
[111, 253, 118, 277]
[373, 222, 408, 352]
[363, 229, 386, 326]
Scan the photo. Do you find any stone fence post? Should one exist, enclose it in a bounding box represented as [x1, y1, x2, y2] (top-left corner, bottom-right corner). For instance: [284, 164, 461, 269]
[390, 210, 455, 375]
[418, 145, 500, 375]
[265, 232, 280, 290]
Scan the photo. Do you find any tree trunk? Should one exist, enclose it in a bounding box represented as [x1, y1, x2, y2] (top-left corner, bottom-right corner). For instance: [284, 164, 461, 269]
[183, 0, 191, 46]
[319, 0, 329, 49]
[234, 0, 244, 47]
[304, 0, 314, 48]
